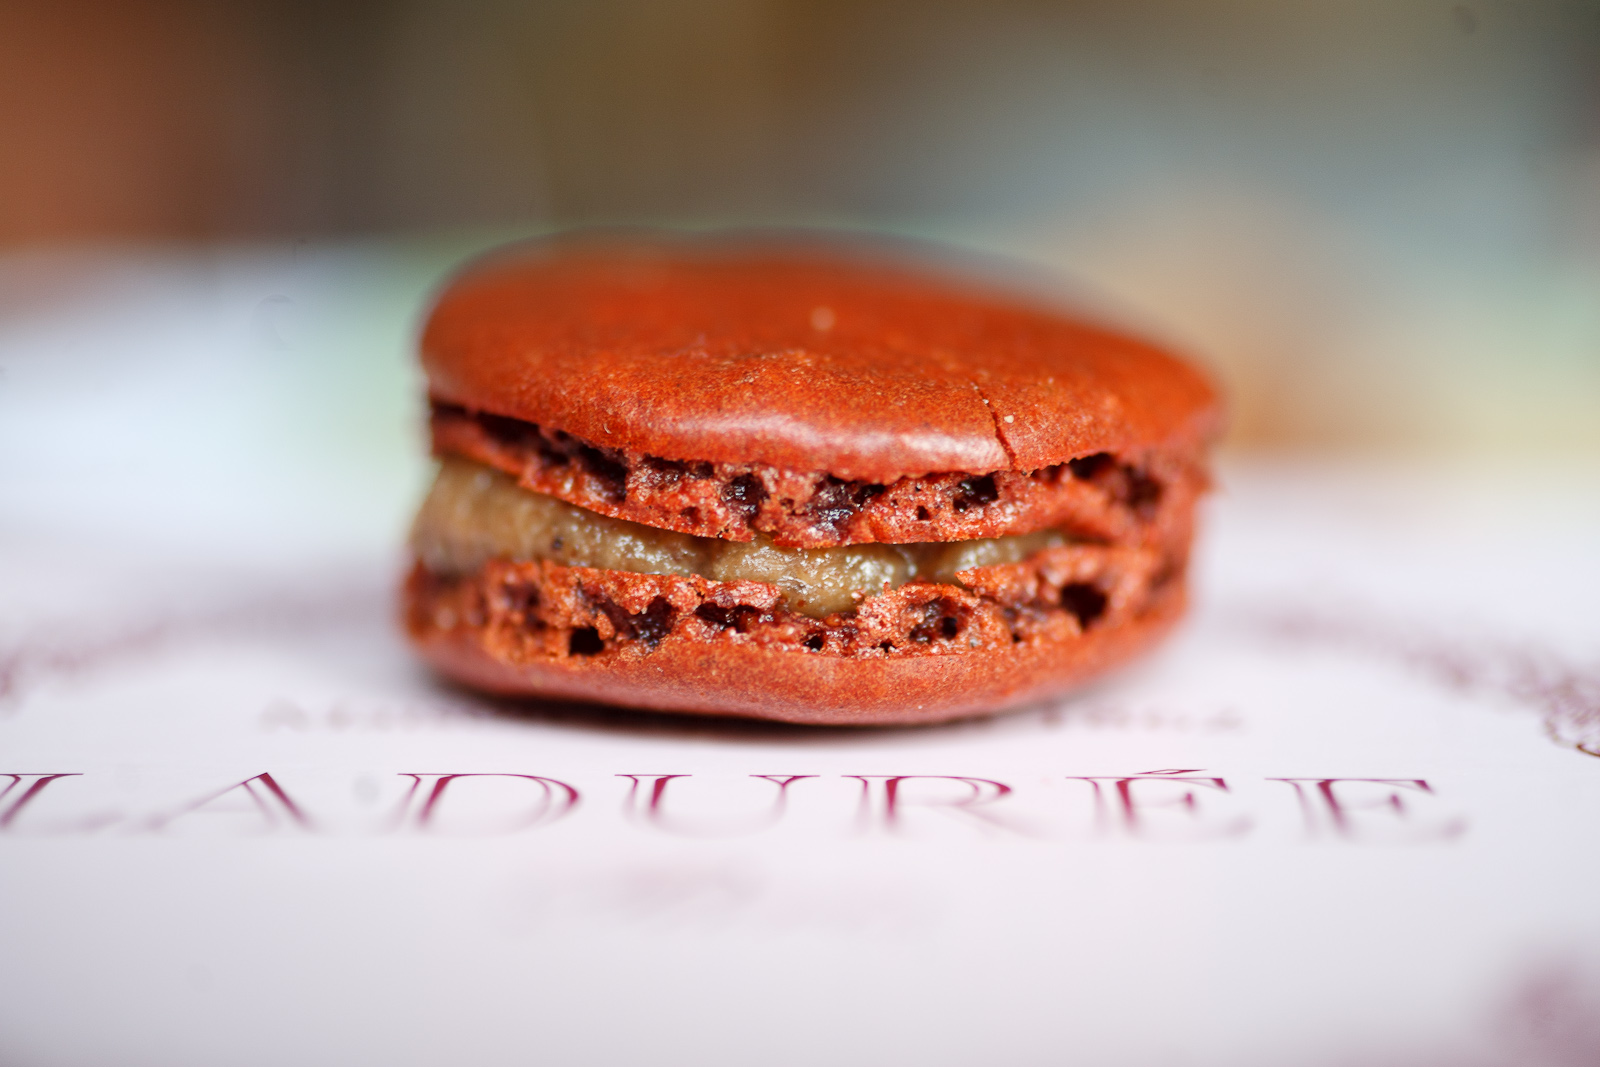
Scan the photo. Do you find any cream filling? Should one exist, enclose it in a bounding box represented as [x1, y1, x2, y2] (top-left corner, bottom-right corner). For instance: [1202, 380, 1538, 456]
[412, 457, 1068, 618]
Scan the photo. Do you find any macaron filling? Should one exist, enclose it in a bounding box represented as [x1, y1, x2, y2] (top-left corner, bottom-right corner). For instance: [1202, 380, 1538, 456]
[413, 457, 1071, 619]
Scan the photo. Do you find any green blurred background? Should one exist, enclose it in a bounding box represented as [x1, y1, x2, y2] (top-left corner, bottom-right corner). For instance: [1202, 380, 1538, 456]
[2, 0, 1597, 455]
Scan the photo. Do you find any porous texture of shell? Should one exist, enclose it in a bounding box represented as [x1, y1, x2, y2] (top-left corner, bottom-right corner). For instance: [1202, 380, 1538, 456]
[404, 539, 1184, 725]
[432, 403, 1206, 550]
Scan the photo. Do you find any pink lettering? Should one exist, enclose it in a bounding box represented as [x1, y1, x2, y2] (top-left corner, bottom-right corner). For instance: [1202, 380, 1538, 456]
[1269, 778, 1466, 841]
[846, 775, 1020, 834]
[148, 772, 312, 834]
[392, 773, 579, 835]
[1064, 769, 1250, 839]
[617, 774, 816, 836]
[0, 773, 80, 831]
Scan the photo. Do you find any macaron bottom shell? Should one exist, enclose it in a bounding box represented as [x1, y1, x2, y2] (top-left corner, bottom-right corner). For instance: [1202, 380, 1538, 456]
[403, 567, 1186, 726]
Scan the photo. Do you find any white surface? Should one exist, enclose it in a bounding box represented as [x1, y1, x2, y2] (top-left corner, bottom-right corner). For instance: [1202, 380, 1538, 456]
[2, 249, 1598, 1067]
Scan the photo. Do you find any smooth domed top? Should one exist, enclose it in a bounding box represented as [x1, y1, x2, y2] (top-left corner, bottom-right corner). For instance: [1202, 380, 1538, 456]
[421, 237, 1219, 482]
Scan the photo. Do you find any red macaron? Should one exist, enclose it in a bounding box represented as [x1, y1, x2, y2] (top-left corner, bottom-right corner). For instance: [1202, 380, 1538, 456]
[404, 235, 1219, 725]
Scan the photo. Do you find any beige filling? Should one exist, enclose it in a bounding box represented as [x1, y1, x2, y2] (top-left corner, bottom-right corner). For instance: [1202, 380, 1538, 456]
[412, 457, 1068, 618]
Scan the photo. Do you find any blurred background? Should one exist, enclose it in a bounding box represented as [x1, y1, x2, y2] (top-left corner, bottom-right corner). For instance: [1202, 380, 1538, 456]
[1, 0, 1597, 455]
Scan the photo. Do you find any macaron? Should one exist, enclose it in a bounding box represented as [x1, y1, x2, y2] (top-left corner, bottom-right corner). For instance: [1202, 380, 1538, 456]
[404, 235, 1219, 725]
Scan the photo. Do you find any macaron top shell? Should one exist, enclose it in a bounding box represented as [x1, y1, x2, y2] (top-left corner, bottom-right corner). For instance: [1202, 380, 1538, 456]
[421, 239, 1219, 483]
